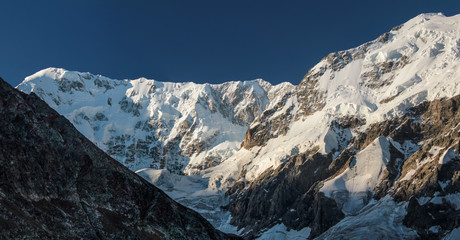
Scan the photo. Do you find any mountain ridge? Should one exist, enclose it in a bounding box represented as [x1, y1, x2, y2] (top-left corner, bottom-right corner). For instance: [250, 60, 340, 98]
[18, 67, 294, 174]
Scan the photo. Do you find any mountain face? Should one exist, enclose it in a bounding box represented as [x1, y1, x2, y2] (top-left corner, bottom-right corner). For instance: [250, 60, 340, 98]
[229, 95, 460, 239]
[17, 69, 294, 174]
[17, 13, 460, 239]
[220, 13, 460, 239]
[0, 78, 238, 239]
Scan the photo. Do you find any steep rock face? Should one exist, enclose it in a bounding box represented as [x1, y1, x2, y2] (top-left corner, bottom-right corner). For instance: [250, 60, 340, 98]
[318, 95, 460, 239]
[241, 91, 295, 149]
[0, 78, 238, 239]
[226, 149, 345, 238]
[17, 69, 294, 174]
[230, 94, 460, 239]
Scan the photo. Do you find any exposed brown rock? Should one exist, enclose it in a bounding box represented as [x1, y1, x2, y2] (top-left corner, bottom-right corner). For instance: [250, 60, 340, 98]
[231, 95, 460, 239]
[227, 148, 347, 238]
[296, 69, 325, 117]
[241, 93, 294, 149]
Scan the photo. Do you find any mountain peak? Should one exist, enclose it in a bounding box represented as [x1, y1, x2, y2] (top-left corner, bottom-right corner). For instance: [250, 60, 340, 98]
[295, 12, 460, 124]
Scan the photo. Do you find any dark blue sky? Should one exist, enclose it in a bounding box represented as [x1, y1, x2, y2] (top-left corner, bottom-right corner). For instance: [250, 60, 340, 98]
[1, 1, 460, 86]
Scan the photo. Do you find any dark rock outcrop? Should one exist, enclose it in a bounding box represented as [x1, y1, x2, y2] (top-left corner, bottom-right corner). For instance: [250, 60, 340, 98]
[0, 78, 238, 239]
[241, 92, 294, 149]
[227, 149, 347, 238]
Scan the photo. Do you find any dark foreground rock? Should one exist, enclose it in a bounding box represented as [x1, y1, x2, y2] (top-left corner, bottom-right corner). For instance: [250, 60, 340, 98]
[0, 77, 239, 240]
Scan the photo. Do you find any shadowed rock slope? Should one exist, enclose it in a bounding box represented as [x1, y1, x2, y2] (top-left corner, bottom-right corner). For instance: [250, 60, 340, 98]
[0, 77, 238, 240]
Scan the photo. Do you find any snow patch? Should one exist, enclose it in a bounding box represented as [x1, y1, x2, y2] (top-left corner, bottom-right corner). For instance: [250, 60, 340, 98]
[439, 147, 459, 164]
[135, 168, 239, 234]
[444, 227, 460, 240]
[257, 224, 311, 240]
[317, 196, 418, 239]
[321, 136, 391, 215]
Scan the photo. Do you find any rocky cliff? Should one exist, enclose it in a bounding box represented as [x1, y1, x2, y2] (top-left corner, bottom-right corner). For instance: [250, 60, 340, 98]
[229, 95, 460, 239]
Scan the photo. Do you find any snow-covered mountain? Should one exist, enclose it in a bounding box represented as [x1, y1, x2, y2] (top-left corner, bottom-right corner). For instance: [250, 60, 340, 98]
[17, 69, 294, 174]
[209, 12, 460, 190]
[216, 13, 460, 239]
[18, 13, 460, 239]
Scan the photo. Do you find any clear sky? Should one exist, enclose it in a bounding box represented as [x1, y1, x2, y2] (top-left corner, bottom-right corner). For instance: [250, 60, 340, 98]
[1, 0, 460, 87]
